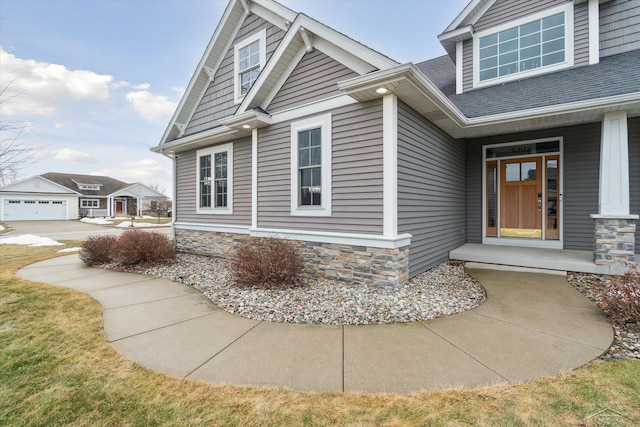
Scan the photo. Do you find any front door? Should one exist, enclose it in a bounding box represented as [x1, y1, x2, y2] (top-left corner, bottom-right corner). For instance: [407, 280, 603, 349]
[484, 139, 561, 245]
[500, 157, 542, 238]
[115, 200, 124, 216]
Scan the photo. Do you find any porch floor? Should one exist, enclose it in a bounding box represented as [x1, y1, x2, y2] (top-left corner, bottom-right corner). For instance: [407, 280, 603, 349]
[449, 243, 631, 275]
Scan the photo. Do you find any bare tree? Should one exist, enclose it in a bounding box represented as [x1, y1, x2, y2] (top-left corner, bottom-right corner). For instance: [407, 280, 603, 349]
[0, 82, 40, 186]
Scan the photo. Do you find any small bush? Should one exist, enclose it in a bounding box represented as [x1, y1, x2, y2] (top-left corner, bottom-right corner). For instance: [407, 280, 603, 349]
[599, 264, 640, 326]
[80, 235, 118, 265]
[230, 237, 304, 288]
[111, 230, 176, 266]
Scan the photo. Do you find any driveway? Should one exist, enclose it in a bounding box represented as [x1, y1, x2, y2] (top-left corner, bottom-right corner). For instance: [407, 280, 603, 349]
[3, 220, 171, 241]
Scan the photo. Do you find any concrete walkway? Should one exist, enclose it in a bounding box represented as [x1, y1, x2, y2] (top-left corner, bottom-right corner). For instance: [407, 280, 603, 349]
[18, 255, 613, 394]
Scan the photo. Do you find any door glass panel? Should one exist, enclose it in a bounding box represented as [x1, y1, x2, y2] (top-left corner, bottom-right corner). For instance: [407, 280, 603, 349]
[505, 163, 520, 181]
[487, 162, 497, 236]
[521, 161, 537, 181]
[546, 158, 559, 239]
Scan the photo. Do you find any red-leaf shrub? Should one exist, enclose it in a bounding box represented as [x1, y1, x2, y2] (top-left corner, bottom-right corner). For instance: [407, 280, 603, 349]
[599, 264, 640, 326]
[230, 237, 304, 288]
[111, 230, 176, 266]
[80, 235, 117, 265]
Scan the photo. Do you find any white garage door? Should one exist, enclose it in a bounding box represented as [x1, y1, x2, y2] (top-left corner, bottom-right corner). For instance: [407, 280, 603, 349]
[3, 200, 68, 220]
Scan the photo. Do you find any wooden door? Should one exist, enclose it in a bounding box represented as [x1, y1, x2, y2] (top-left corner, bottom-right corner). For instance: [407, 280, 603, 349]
[500, 157, 542, 238]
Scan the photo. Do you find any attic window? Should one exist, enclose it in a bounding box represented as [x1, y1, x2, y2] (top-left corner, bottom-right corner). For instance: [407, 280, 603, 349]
[233, 30, 266, 104]
[474, 4, 573, 88]
[78, 184, 101, 190]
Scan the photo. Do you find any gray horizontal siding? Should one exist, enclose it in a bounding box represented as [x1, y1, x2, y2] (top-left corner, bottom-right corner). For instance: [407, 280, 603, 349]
[175, 138, 252, 225]
[574, 1, 590, 66]
[185, 14, 285, 135]
[600, 0, 640, 58]
[267, 49, 358, 113]
[257, 100, 384, 234]
[465, 122, 601, 251]
[474, 0, 569, 32]
[629, 117, 640, 250]
[397, 102, 466, 277]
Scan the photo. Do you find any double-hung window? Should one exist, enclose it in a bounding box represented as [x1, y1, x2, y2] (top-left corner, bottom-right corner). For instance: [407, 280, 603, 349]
[475, 5, 573, 87]
[291, 114, 332, 216]
[234, 30, 266, 103]
[197, 143, 233, 214]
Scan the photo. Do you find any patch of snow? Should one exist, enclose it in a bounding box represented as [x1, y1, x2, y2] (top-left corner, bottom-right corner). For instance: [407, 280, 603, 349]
[0, 234, 63, 246]
[81, 217, 113, 225]
[58, 247, 82, 253]
[0, 225, 5, 231]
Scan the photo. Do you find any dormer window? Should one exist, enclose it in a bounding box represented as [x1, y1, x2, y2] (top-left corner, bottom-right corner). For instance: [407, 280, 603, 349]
[474, 4, 573, 88]
[234, 30, 266, 103]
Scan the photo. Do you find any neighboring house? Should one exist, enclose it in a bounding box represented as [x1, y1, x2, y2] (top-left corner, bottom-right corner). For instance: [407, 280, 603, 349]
[152, 0, 639, 287]
[0, 172, 168, 221]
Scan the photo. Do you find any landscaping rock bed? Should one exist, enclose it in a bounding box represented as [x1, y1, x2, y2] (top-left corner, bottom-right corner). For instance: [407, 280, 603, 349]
[124, 254, 486, 325]
[567, 272, 640, 361]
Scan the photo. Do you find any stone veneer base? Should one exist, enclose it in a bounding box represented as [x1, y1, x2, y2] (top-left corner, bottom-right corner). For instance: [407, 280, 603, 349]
[175, 228, 409, 288]
[591, 214, 638, 265]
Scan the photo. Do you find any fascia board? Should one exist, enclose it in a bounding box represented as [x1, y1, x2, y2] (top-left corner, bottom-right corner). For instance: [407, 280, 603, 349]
[151, 126, 240, 154]
[158, 0, 246, 146]
[442, 0, 494, 33]
[438, 25, 474, 43]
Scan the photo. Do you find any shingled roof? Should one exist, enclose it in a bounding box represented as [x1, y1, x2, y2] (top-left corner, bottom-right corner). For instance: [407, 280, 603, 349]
[41, 173, 129, 197]
[417, 49, 640, 119]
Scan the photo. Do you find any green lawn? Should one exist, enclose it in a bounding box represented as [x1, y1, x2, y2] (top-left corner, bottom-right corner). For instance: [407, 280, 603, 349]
[1, 243, 639, 426]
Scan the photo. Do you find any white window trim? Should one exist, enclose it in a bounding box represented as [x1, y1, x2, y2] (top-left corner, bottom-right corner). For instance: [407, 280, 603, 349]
[196, 143, 234, 215]
[473, 3, 574, 89]
[81, 199, 99, 208]
[290, 113, 332, 217]
[233, 29, 267, 104]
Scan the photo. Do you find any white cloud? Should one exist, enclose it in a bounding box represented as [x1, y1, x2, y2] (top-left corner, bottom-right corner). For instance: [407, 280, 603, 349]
[125, 90, 177, 122]
[53, 147, 94, 162]
[92, 158, 168, 182]
[0, 47, 113, 117]
[112, 81, 151, 90]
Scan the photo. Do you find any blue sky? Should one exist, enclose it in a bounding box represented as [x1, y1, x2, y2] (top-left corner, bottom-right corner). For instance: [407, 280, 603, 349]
[0, 0, 467, 196]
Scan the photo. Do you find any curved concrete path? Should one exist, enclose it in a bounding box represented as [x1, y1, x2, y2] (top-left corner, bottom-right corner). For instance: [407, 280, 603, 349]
[18, 255, 613, 394]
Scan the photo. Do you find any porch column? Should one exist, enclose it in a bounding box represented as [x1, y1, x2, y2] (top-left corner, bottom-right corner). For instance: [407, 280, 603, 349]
[591, 111, 638, 265]
[107, 197, 112, 217]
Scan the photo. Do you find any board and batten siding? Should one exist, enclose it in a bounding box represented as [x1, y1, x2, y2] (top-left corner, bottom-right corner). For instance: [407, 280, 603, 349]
[629, 117, 640, 251]
[465, 122, 602, 250]
[267, 49, 359, 113]
[600, 0, 640, 58]
[397, 102, 466, 277]
[175, 138, 252, 225]
[185, 14, 285, 136]
[257, 100, 384, 234]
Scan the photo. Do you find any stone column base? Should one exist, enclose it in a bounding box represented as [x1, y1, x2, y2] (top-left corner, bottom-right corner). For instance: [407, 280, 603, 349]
[591, 214, 638, 265]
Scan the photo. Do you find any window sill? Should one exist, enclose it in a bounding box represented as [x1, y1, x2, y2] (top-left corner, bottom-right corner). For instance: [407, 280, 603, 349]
[291, 207, 332, 217]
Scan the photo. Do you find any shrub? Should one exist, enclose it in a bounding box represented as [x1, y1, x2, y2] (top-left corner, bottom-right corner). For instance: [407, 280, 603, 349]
[80, 235, 117, 265]
[230, 237, 304, 288]
[599, 264, 640, 326]
[111, 230, 176, 266]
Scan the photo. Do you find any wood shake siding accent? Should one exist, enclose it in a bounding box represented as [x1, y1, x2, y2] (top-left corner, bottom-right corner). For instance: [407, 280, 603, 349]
[600, 0, 640, 58]
[257, 100, 384, 233]
[574, 1, 590, 66]
[474, 0, 570, 32]
[267, 49, 359, 113]
[175, 138, 252, 225]
[397, 102, 466, 277]
[185, 14, 285, 136]
[629, 117, 640, 250]
[465, 123, 601, 250]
